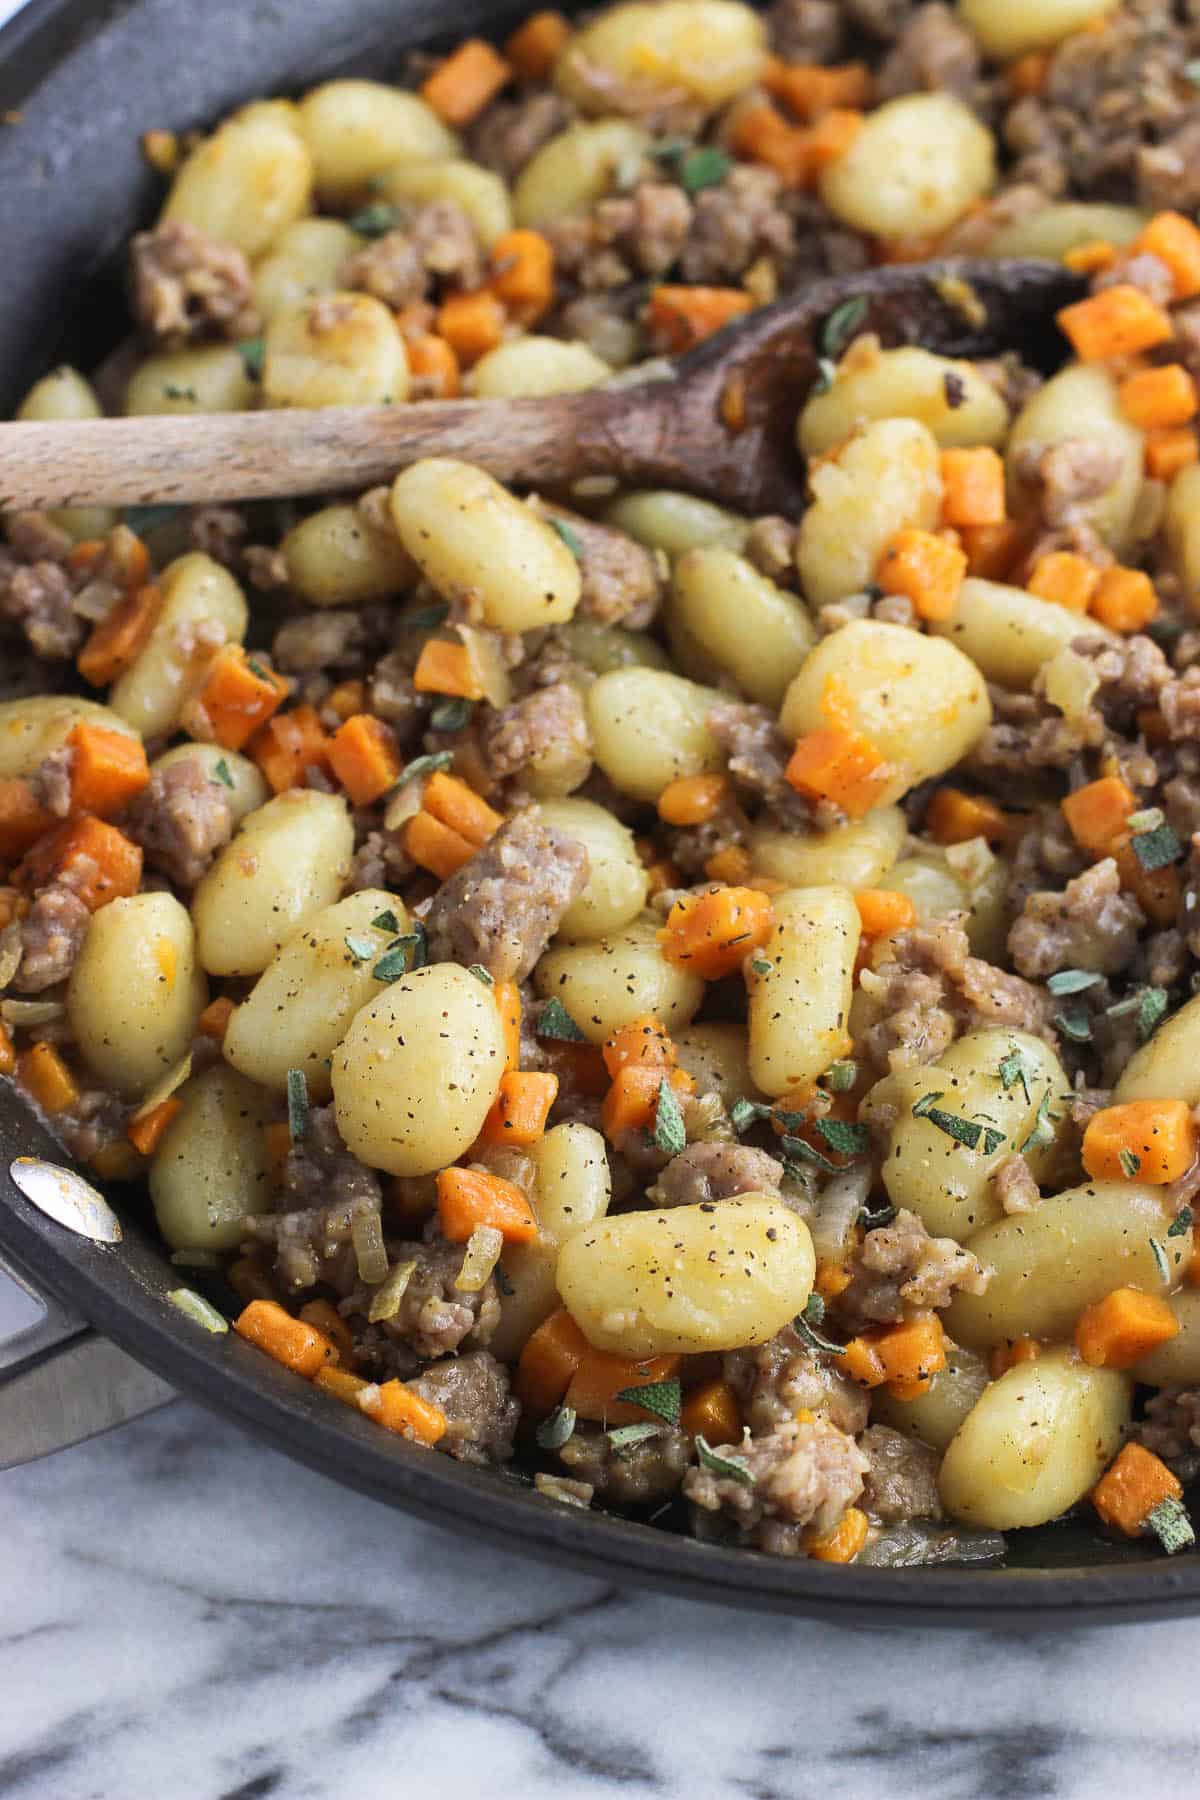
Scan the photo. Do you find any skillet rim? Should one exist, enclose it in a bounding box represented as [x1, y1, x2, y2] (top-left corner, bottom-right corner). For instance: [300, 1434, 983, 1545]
[3, 0, 1200, 1626]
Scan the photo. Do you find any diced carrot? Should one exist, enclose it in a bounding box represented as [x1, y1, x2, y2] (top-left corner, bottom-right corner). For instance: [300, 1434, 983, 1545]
[807, 1505, 869, 1564]
[412, 639, 485, 700]
[197, 995, 235, 1042]
[17, 815, 142, 912]
[564, 1349, 682, 1426]
[1090, 565, 1158, 633]
[127, 1097, 182, 1157]
[659, 884, 774, 980]
[1093, 1441, 1183, 1536]
[1062, 776, 1136, 856]
[404, 333, 460, 399]
[803, 108, 863, 169]
[298, 1299, 356, 1366]
[479, 1069, 560, 1146]
[86, 1139, 144, 1183]
[64, 723, 149, 818]
[328, 713, 402, 806]
[423, 769, 503, 845]
[602, 1014, 675, 1078]
[251, 704, 332, 794]
[360, 1378, 448, 1445]
[925, 787, 1009, 846]
[960, 520, 1031, 582]
[437, 1164, 538, 1244]
[939, 447, 1007, 528]
[844, 1312, 947, 1399]
[1081, 1099, 1196, 1185]
[767, 58, 873, 117]
[706, 845, 754, 885]
[1146, 426, 1199, 481]
[189, 646, 289, 752]
[0, 779, 54, 863]
[66, 538, 106, 576]
[657, 772, 730, 827]
[680, 1378, 743, 1443]
[489, 228, 555, 324]
[234, 1298, 337, 1377]
[1006, 49, 1051, 98]
[1119, 363, 1198, 429]
[494, 979, 521, 1073]
[314, 1366, 371, 1405]
[1028, 550, 1100, 614]
[854, 887, 917, 938]
[504, 9, 570, 80]
[728, 100, 811, 186]
[0, 1020, 14, 1079]
[263, 1120, 293, 1189]
[814, 1256, 855, 1301]
[1057, 284, 1174, 363]
[989, 1336, 1043, 1379]
[601, 1064, 693, 1142]
[436, 289, 506, 365]
[404, 810, 477, 880]
[1114, 834, 1180, 928]
[876, 527, 966, 621]
[77, 584, 162, 687]
[785, 728, 890, 820]
[421, 38, 512, 126]
[18, 1040, 79, 1115]
[1137, 210, 1200, 301]
[1063, 239, 1118, 276]
[515, 1306, 590, 1411]
[647, 284, 754, 354]
[1076, 1286, 1180, 1368]
[326, 680, 366, 722]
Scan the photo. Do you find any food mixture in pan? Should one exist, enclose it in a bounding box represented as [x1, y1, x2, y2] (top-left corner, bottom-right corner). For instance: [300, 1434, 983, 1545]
[9, 0, 1200, 1567]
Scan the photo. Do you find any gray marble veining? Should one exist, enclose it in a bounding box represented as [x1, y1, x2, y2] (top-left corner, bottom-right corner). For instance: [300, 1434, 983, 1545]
[2, 1394, 1200, 1800]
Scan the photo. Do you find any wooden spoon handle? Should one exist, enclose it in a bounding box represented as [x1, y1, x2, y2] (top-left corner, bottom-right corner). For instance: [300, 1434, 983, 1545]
[0, 389, 641, 510]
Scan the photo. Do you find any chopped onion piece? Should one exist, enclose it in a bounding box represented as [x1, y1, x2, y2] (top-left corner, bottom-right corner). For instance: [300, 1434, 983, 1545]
[167, 1287, 229, 1333]
[71, 577, 122, 623]
[129, 1051, 193, 1124]
[1040, 646, 1100, 724]
[457, 623, 512, 709]
[454, 1224, 503, 1293]
[1, 999, 66, 1028]
[533, 1472, 594, 1509]
[351, 1207, 389, 1285]
[857, 1521, 1006, 1568]
[383, 779, 424, 834]
[0, 923, 23, 993]
[809, 1162, 872, 1263]
[368, 1257, 417, 1322]
[944, 836, 995, 890]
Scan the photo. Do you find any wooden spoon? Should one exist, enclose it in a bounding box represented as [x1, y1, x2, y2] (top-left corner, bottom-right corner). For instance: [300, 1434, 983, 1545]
[0, 259, 1083, 518]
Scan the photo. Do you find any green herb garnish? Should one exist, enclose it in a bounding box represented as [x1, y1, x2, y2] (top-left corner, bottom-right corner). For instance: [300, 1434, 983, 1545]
[1150, 1237, 1171, 1282]
[286, 1068, 308, 1141]
[730, 1097, 772, 1134]
[537, 997, 585, 1041]
[347, 201, 402, 236]
[781, 1135, 840, 1175]
[1132, 823, 1183, 871]
[694, 1435, 753, 1485]
[164, 383, 198, 401]
[750, 958, 773, 975]
[344, 932, 378, 965]
[801, 1294, 825, 1327]
[549, 517, 584, 559]
[536, 1405, 577, 1451]
[371, 909, 400, 934]
[911, 1091, 945, 1119]
[793, 1313, 847, 1357]
[1119, 1147, 1141, 1179]
[607, 1423, 663, 1453]
[654, 1078, 687, 1156]
[468, 963, 494, 986]
[1168, 1206, 1193, 1238]
[860, 1202, 897, 1231]
[431, 697, 473, 732]
[614, 1376, 682, 1426]
[373, 928, 426, 982]
[1019, 1090, 1058, 1154]
[822, 1060, 858, 1094]
[212, 757, 235, 790]
[245, 657, 271, 683]
[1148, 1494, 1195, 1555]
[918, 1103, 1006, 1155]
[812, 356, 836, 396]
[679, 146, 731, 192]
[394, 750, 454, 788]
[238, 336, 265, 380]
[821, 295, 868, 359]
[999, 1046, 1039, 1104]
[1054, 1002, 1093, 1044]
[1138, 987, 1170, 1042]
[1046, 969, 1102, 996]
[815, 1118, 870, 1157]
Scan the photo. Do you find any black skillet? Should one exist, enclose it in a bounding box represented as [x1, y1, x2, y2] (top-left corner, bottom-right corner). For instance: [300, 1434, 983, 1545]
[3, 0, 1200, 1626]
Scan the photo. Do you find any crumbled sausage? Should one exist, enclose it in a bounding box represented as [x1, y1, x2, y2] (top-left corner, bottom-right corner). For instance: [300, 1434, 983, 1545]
[130, 220, 259, 343]
[684, 1416, 870, 1554]
[128, 755, 235, 888]
[650, 1141, 784, 1208]
[423, 809, 589, 982]
[1008, 857, 1145, 981]
[837, 1208, 990, 1328]
[408, 1350, 519, 1463]
[859, 1425, 943, 1523]
[560, 1424, 692, 1504]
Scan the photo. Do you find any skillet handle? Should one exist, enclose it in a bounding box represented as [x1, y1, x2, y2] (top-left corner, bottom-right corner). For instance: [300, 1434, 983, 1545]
[0, 1242, 175, 1469]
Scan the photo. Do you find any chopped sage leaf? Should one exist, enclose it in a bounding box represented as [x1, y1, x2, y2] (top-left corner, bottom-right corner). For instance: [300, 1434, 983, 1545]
[1119, 1147, 1142, 1178]
[431, 696, 473, 733]
[1148, 1494, 1195, 1554]
[238, 336, 265, 380]
[1126, 807, 1164, 835]
[812, 356, 836, 396]
[286, 1068, 308, 1141]
[823, 1060, 858, 1094]
[395, 750, 454, 789]
[998, 1046, 1039, 1104]
[1138, 987, 1170, 1042]
[911, 1091, 946, 1119]
[860, 1201, 898, 1231]
[212, 757, 235, 790]
[347, 200, 402, 236]
[614, 1376, 682, 1426]
[549, 516, 584, 559]
[402, 602, 451, 630]
[536, 1405, 577, 1451]
[373, 930, 425, 983]
[1132, 823, 1183, 871]
[815, 1118, 870, 1157]
[1019, 1090, 1058, 1154]
[793, 1314, 847, 1357]
[821, 294, 868, 359]
[167, 1288, 229, 1333]
[923, 1107, 993, 1151]
[344, 932, 378, 965]
[751, 958, 773, 975]
[1054, 1002, 1093, 1044]
[607, 1422, 663, 1453]
[981, 1126, 1007, 1157]
[371, 909, 400, 934]
[1150, 1237, 1170, 1282]
[654, 1078, 687, 1157]
[730, 1097, 772, 1134]
[1046, 969, 1102, 996]
[164, 383, 198, 401]
[245, 657, 271, 683]
[680, 146, 731, 191]
[695, 1434, 754, 1485]
[801, 1293, 826, 1327]
[1169, 1206, 1194, 1238]
[537, 997, 585, 1041]
[781, 1135, 840, 1174]
[467, 963, 494, 986]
